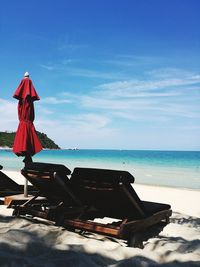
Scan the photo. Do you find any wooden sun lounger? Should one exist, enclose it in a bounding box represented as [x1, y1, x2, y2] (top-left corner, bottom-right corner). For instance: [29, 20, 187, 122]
[11, 162, 172, 247]
[0, 165, 37, 197]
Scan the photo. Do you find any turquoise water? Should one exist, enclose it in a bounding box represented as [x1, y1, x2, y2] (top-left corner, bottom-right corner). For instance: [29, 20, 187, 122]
[1, 149, 200, 189]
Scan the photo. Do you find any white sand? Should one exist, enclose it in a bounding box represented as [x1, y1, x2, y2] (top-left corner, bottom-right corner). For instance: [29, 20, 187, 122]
[0, 171, 200, 266]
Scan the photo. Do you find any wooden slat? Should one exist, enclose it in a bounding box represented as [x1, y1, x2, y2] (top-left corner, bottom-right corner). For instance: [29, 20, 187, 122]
[63, 219, 120, 237]
[26, 173, 51, 179]
[17, 206, 51, 220]
[4, 194, 47, 207]
[80, 185, 114, 191]
[63, 209, 171, 239]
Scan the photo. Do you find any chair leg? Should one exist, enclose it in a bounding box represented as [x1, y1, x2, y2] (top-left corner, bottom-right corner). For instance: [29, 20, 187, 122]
[127, 231, 144, 248]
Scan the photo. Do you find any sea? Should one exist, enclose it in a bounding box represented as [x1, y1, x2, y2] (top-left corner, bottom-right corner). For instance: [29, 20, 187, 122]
[0, 149, 200, 190]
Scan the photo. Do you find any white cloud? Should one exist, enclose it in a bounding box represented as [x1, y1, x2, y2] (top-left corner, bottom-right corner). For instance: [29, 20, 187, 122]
[40, 59, 73, 71]
[146, 68, 195, 79]
[81, 95, 139, 110]
[37, 68, 197, 127]
[98, 75, 200, 93]
[38, 113, 111, 132]
[104, 54, 162, 67]
[0, 99, 18, 131]
[66, 113, 111, 129]
[41, 97, 72, 105]
[40, 64, 56, 71]
[62, 66, 126, 80]
[40, 60, 127, 80]
[36, 113, 117, 149]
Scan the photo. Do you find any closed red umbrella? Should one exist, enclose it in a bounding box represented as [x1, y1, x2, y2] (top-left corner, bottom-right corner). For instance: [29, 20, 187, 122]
[13, 72, 42, 195]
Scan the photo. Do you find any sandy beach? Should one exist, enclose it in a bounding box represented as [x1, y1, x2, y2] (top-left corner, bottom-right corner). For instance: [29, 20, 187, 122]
[0, 170, 200, 266]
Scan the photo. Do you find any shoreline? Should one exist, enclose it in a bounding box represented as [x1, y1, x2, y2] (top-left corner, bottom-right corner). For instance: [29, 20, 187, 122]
[2, 169, 200, 192]
[1, 149, 200, 190]
[1, 146, 200, 151]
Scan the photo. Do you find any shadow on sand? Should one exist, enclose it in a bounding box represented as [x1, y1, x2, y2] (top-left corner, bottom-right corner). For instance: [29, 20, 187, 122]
[0, 214, 199, 266]
[170, 212, 200, 228]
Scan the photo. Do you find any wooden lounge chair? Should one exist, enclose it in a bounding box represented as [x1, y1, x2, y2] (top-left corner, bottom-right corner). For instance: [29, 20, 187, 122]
[0, 165, 37, 197]
[11, 162, 87, 222]
[11, 162, 172, 247]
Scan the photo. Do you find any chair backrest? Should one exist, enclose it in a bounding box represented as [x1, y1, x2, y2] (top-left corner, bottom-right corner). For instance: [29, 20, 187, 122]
[22, 162, 75, 205]
[70, 167, 146, 219]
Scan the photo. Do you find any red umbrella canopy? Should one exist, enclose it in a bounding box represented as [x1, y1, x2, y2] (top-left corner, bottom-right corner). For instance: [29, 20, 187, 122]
[13, 77, 40, 101]
[13, 76, 42, 158]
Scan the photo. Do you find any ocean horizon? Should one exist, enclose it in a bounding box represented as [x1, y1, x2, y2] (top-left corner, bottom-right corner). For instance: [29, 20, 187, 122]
[1, 149, 200, 190]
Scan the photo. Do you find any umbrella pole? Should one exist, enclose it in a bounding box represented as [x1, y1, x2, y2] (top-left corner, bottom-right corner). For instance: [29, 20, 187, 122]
[23, 154, 33, 197]
[24, 178, 28, 197]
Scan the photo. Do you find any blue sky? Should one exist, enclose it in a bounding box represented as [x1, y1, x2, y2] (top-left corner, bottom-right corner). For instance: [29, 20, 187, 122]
[0, 0, 200, 150]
